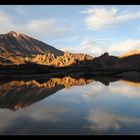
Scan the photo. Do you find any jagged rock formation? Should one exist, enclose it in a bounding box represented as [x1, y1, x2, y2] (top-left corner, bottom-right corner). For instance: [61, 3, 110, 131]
[0, 51, 94, 67]
[1, 51, 140, 75]
[31, 52, 93, 67]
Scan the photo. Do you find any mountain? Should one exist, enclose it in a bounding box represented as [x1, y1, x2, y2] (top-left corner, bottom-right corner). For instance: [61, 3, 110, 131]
[87, 52, 119, 70]
[1, 31, 140, 74]
[0, 31, 64, 57]
[0, 31, 94, 66]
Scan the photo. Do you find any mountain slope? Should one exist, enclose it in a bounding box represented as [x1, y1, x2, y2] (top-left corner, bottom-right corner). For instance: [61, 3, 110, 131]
[119, 50, 140, 58]
[0, 31, 64, 57]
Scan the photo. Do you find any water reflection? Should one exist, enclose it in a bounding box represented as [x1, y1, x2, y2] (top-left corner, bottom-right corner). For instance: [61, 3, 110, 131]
[0, 75, 140, 134]
[0, 76, 93, 111]
[84, 109, 140, 132]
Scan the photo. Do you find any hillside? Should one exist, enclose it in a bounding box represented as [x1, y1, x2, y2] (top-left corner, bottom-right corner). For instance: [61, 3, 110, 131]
[0, 31, 64, 57]
[1, 31, 140, 74]
[0, 31, 93, 66]
[119, 50, 140, 58]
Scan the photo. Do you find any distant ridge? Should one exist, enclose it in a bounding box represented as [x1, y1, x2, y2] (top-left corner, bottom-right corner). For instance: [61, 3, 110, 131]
[119, 50, 140, 58]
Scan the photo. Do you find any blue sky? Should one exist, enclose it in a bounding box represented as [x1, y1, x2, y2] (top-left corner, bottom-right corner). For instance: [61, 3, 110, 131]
[0, 5, 140, 56]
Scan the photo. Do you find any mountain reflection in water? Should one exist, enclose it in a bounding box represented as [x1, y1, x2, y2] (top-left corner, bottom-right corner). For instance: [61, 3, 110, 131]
[1, 75, 140, 134]
[0, 76, 93, 111]
[0, 75, 140, 111]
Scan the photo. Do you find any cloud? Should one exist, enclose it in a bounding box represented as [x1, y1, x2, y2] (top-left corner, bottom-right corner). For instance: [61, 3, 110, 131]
[0, 10, 67, 40]
[78, 37, 140, 56]
[59, 37, 140, 57]
[81, 6, 140, 30]
[80, 37, 105, 56]
[58, 37, 106, 57]
[84, 109, 140, 132]
[24, 19, 67, 39]
[107, 39, 140, 55]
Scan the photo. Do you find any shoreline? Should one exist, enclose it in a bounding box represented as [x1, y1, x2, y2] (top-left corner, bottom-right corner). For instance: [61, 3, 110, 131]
[1, 71, 140, 84]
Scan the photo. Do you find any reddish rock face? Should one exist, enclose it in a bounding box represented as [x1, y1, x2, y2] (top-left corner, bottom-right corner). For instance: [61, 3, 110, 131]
[31, 52, 94, 67]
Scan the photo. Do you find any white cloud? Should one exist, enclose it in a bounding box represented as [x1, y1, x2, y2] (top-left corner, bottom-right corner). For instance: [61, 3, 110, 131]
[107, 39, 140, 55]
[75, 38, 140, 56]
[1, 8, 140, 57]
[81, 6, 140, 30]
[84, 109, 140, 131]
[80, 37, 105, 56]
[0, 10, 67, 40]
[24, 19, 67, 39]
[60, 38, 140, 57]
[58, 37, 106, 57]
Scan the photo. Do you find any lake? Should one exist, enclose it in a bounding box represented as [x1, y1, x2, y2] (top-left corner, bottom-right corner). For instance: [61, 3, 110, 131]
[0, 76, 140, 134]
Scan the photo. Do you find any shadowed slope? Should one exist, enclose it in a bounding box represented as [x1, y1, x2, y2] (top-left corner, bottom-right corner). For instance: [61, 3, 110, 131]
[0, 31, 64, 57]
[119, 50, 140, 58]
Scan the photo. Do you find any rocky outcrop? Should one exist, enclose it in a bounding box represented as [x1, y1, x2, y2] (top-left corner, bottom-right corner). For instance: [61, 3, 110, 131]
[86, 52, 140, 72]
[1, 51, 140, 75]
[27, 52, 93, 67]
[86, 52, 119, 70]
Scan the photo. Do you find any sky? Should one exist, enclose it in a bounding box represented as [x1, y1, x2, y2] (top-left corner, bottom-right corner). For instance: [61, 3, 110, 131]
[0, 5, 140, 56]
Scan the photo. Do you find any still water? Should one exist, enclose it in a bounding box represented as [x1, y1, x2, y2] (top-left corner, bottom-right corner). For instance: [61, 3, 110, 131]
[0, 76, 140, 134]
